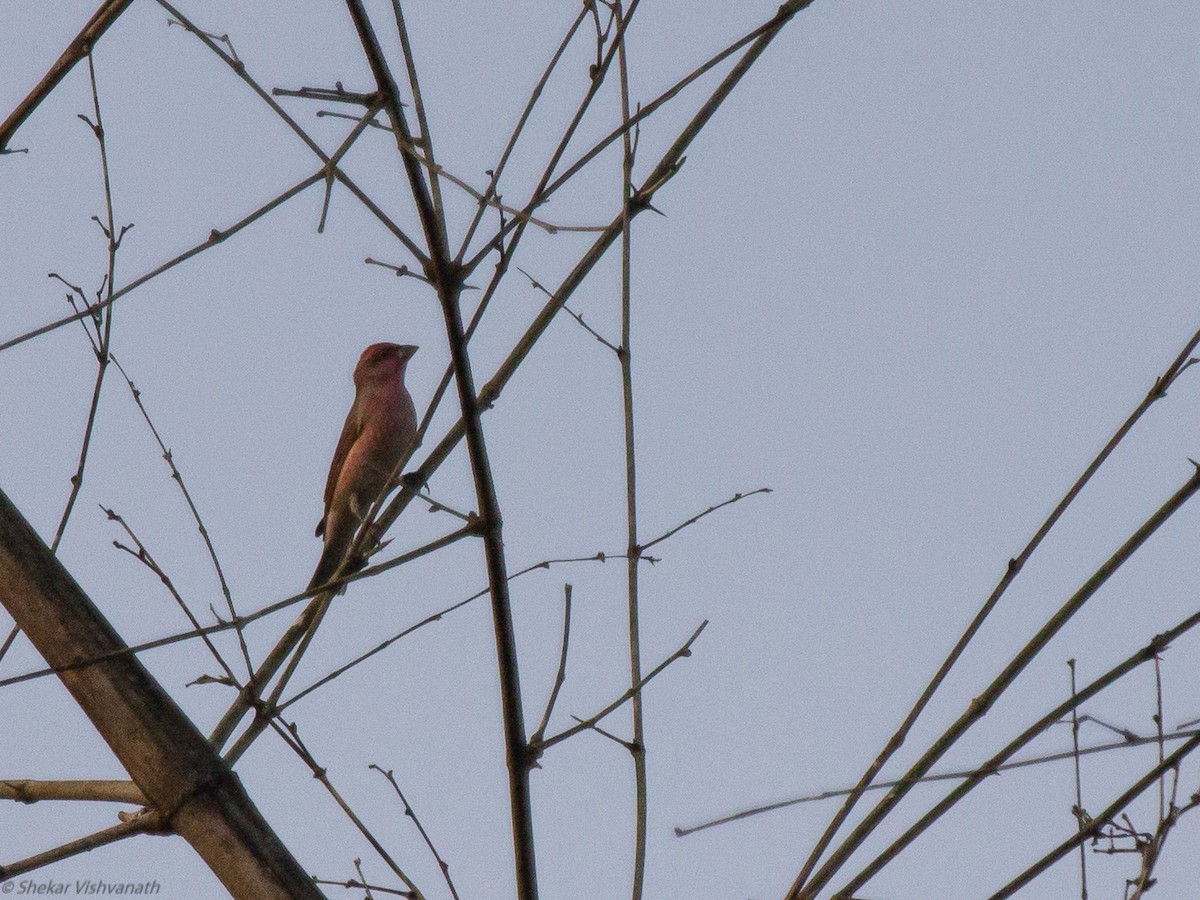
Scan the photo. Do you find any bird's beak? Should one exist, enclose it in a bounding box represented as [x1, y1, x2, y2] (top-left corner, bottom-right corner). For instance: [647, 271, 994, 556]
[399, 344, 418, 361]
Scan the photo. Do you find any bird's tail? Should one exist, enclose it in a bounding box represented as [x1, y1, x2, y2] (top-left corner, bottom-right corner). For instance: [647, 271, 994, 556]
[307, 511, 358, 592]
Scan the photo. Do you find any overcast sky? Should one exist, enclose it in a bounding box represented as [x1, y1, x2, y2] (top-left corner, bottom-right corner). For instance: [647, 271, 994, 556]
[4, 2, 1200, 898]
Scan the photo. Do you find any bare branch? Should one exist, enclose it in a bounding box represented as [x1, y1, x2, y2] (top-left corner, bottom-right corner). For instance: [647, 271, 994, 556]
[1, 171, 326, 354]
[273, 83, 379, 105]
[313, 877, 414, 898]
[369, 764, 460, 900]
[103, 506, 242, 688]
[0, 0, 136, 151]
[833, 596, 1200, 896]
[0, 488, 321, 898]
[0, 814, 163, 881]
[109, 353, 253, 676]
[793, 322, 1200, 896]
[0, 779, 144, 805]
[516, 266, 619, 353]
[270, 720, 426, 899]
[538, 620, 708, 753]
[675, 728, 1200, 838]
[154, 0, 427, 264]
[641, 488, 772, 554]
[531, 585, 574, 745]
[988, 734, 1200, 899]
[50, 52, 120, 555]
[803, 464, 1200, 898]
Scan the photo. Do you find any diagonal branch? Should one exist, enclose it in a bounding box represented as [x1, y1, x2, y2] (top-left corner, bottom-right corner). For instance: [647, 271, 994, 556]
[389, 0, 445, 231]
[110, 353, 253, 676]
[986, 732, 1200, 899]
[207, 524, 474, 761]
[0, 814, 163, 881]
[154, 0, 427, 265]
[370, 764, 460, 900]
[343, 4, 537, 897]
[537, 620, 708, 753]
[0, 0, 135, 151]
[0, 487, 321, 898]
[674, 728, 1200, 838]
[791, 323, 1200, 894]
[0, 525, 474, 694]
[1, 170, 326, 354]
[832, 607, 1200, 896]
[796, 463, 1200, 898]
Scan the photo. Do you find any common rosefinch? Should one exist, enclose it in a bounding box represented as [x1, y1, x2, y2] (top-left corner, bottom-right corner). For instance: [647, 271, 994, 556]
[309, 342, 418, 590]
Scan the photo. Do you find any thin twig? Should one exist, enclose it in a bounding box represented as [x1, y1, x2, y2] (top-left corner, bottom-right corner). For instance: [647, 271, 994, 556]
[270, 720, 426, 900]
[641, 488, 772, 554]
[109, 353, 253, 677]
[791, 323, 1200, 897]
[354, 859, 374, 900]
[570, 716, 636, 751]
[318, 98, 387, 234]
[0, 0, 136, 151]
[986, 733, 1200, 899]
[103, 505, 241, 688]
[538, 620, 708, 753]
[532, 585, 574, 745]
[312, 877, 413, 898]
[1154, 655, 1166, 824]
[352, 113, 607, 235]
[832, 578, 1200, 898]
[817, 465, 1200, 898]
[389, 0, 445, 235]
[50, 52, 120, 554]
[674, 728, 1200, 837]
[516, 266, 618, 353]
[1, 170, 326, 354]
[164, 18, 239, 62]
[369, 764, 460, 900]
[0, 624, 21, 665]
[0, 813, 162, 880]
[272, 83, 378, 105]
[1068, 659, 1089, 900]
[456, 2, 590, 258]
[415, 491, 473, 523]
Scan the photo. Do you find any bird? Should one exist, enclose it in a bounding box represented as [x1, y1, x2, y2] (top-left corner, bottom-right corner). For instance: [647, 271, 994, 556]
[309, 342, 418, 591]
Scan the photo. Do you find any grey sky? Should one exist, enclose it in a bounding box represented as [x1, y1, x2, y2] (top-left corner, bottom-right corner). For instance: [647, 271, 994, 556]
[4, 2, 1200, 897]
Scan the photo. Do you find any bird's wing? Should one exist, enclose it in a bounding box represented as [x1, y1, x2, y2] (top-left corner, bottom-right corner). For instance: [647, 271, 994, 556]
[316, 402, 362, 537]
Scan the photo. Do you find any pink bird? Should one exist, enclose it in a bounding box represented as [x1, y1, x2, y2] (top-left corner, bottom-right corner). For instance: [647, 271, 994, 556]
[310, 343, 418, 590]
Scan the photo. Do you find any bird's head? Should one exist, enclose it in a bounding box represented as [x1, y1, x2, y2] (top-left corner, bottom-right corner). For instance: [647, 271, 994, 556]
[354, 342, 418, 385]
